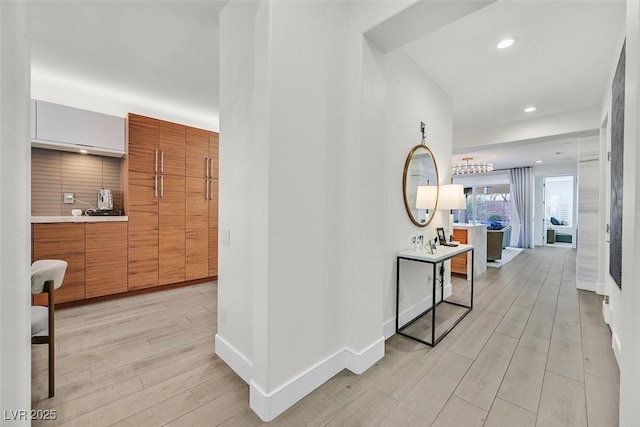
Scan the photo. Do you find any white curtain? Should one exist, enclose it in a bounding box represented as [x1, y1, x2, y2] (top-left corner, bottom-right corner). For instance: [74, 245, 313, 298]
[509, 167, 534, 248]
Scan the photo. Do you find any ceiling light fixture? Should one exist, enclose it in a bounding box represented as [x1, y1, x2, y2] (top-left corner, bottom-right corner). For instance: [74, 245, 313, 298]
[79, 149, 88, 154]
[497, 36, 518, 49]
[452, 157, 494, 175]
[536, 160, 542, 163]
[524, 106, 537, 113]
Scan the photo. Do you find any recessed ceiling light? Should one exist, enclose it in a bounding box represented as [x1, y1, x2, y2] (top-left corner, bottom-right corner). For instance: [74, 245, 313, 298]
[497, 37, 518, 49]
[79, 149, 88, 154]
[536, 160, 542, 163]
[524, 106, 537, 113]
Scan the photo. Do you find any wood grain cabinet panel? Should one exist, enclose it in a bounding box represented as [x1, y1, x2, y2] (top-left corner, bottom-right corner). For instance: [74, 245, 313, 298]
[127, 226, 159, 290]
[85, 222, 128, 298]
[159, 121, 186, 177]
[127, 114, 159, 174]
[33, 223, 86, 304]
[186, 228, 209, 281]
[184, 127, 211, 281]
[208, 132, 219, 278]
[452, 229, 468, 275]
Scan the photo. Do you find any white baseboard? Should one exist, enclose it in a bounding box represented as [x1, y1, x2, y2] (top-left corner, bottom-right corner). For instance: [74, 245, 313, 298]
[602, 300, 612, 325]
[249, 337, 384, 422]
[612, 331, 621, 367]
[576, 279, 597, 292]
[383, 283, 452, 340]
[214, 334, 252, 384]
[346, 337, 385, 374]
[596, 282, 605, 295]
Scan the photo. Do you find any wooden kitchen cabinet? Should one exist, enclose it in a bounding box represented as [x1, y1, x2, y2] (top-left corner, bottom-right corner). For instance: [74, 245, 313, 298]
[185, 127, 210, 281]
[451, 229, 468, 275]
[126, 114, 160, 290]
[126, 113, 217, 291]
[32, 223, 86, 304]
[85, 222, 128, 298]
[158, 121, 186, 285]
[208, 131, 219, 277]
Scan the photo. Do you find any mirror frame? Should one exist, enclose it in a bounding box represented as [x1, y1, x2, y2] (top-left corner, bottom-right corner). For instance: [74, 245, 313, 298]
[402, 144, 439, 227]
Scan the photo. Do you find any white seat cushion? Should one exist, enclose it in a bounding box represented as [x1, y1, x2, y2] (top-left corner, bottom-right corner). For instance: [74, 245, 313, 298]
[31, 260, 67, 294]
[31, 306, 48, 336]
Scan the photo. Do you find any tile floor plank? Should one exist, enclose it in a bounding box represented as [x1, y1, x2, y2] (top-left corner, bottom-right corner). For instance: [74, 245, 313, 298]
[537, 371, 587, 427]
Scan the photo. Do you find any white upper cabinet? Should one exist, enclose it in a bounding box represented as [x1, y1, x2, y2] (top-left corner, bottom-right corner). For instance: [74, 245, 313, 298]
[32, 100, 125, 157]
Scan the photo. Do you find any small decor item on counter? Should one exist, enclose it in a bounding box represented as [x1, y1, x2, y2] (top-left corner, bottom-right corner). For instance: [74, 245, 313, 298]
[71, 209, 83, 216]
[97, 188, 113, 211]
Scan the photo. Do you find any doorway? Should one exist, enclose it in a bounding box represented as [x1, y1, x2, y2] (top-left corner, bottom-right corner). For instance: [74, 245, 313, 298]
[543, 175, 576, 248]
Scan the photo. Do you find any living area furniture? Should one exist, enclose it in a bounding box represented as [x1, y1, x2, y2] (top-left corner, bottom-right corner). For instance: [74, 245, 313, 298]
[547, 228, 556, 244]
[31, 259, 67, 398]
[396, 244, 474, 347]
[487, 225, 512, 261]
[452, 224, 487, 278]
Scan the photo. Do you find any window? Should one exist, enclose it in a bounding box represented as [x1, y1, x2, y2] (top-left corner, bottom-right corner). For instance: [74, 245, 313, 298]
[453, 184, 511, 225]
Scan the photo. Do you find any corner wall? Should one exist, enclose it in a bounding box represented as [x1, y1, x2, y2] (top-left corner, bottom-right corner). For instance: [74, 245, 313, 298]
[217, 0, 455, 421]
[0, 0, 31, 420]
[382, 49, 452, 335]
[619, 1, 640, 424]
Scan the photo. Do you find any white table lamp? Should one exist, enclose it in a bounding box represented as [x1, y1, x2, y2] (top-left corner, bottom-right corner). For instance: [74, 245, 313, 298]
[438, 184, 466, 240]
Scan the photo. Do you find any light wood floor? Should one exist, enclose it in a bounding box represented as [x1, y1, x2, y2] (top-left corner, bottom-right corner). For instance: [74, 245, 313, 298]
[32, 246, 619, 426]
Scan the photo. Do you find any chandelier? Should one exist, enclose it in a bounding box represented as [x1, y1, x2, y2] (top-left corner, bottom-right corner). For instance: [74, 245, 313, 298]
[452, 157, 494, 175]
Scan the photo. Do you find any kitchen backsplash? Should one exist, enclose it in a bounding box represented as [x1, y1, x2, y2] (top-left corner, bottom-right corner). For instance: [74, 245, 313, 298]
[32, 148, 122, 216]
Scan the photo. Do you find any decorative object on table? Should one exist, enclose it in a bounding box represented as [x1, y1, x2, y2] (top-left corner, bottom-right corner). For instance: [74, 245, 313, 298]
[430, 239, 437, 254]
[451, 157, 494, 175]
[437, 183, 466, 241]
[610, 41, 625, 289]
[402, 122, 439, 227]
[437, 227, 447, 245]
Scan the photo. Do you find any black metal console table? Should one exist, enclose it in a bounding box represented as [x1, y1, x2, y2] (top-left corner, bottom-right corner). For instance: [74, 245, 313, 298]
[396, 244, 474, 346]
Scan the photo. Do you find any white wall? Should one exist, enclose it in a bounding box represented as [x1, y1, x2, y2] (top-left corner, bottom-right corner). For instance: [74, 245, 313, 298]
[619, 1, 640, 424]
[217, 0, 458, 421]
[382, 49, 452, 334]
[0, 0, 31, 422]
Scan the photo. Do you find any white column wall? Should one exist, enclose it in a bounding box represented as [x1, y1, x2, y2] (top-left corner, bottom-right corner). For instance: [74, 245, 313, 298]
[218, 0, 457, 421]
[620, 1, 640, 424]
[382, 50, 452, 334]
[576, 134, 600, 291]
[0, 0, 31, 421]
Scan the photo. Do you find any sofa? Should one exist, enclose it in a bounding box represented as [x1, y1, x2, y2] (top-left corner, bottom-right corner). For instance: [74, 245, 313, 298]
[487, 224, 512, 261]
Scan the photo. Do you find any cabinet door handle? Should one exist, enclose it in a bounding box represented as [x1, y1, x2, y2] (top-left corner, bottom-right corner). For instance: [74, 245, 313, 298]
[205, 157, 209, 178]
[205, 178, 210, 200]
[209, 178, 214, 201]
[155, 149, 158, 173]
[154, 174, 158, 198]
[209, 158, 214, 179]
[160, 175, 164, 198]
[161, 151, 164, 173]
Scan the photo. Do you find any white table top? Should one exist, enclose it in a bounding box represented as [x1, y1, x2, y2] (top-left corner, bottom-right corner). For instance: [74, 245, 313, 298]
[397, 244, 473, 263]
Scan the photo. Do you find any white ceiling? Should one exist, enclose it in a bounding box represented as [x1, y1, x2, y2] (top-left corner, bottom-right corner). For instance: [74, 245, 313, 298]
[28, 0, 227, 129]
[28, 0, 625, 167]
[402, 0, 625, 169]
[403, 0, 626, 131]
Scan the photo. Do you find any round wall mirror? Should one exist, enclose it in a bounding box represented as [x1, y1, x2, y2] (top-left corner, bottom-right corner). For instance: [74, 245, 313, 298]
[402, 144, 439, 227]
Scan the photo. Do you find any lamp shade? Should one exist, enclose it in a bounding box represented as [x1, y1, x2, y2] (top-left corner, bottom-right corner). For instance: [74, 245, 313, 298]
[415, 185, 437, 209]
[438, 184, 465, 210]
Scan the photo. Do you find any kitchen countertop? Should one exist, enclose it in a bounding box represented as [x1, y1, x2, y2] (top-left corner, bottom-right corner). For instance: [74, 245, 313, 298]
[32, 216, 128, 223]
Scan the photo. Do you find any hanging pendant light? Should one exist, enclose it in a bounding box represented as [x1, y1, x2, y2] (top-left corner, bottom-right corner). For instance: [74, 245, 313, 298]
[452, 157, 494, 175]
